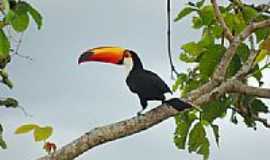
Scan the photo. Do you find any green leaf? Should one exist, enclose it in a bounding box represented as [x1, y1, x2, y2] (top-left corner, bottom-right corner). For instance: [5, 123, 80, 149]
[199, 29, 215, 48]
[181, 42, 206, 56]
[227, 55, 241, 77]
[255, 49, 268, 63]
[172, 73, 187, 92]
[224, 13, 234, 31]
[24, 2, 43, 29]
[188, 122, 209, 160]
[174, 7, 195, 22]
[4, 10, 16, 23]
[179, 53, 197, 63]
[11, 12, 30, 32]
[252, 64, 263, 84]
[182, 78, 201, 96]
[0, 97, 18, 108]
[0, 138, 7, 149]
[199, 45, 226, 79]
[255, 28, 270, 43]
[211, 25, 223, 38]
[251, 99, 268, 114]
[0, 29, 10, 58]
[15, 124, 38, 134]
[192, 16, 203, 29]
[242, 6, 258, 23]
[196, 0, 205, 8]
[0, 124, 7, 149]
[34, 126, 53, 142]
[211, 124, 219, 147]
[243, 115, 256, 129]
[201, 100, 228, 123]
[199, 6, 215, 26]
[234, 14, 246, 34]
[3, 0, 10, 12]
[224, 13, 246, 34]
[174, 111, 197, 149]
[236, 43, 250, 62]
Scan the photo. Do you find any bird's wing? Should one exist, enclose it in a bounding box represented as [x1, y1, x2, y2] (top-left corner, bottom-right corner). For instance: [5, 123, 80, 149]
[141, 70, 172, 94]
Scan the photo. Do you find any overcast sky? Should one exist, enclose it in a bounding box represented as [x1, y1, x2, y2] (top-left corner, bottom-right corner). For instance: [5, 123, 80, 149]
[1, 0, 270, 160]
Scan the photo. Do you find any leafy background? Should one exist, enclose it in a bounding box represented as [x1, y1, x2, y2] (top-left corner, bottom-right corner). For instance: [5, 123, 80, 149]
[1, 0, 270, 159]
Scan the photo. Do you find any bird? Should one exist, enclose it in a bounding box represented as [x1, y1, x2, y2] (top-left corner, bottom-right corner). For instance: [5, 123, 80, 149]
[78, 46, 192, 115]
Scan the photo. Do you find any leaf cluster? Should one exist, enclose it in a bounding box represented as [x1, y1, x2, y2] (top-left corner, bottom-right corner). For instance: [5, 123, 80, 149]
[0, 0, 43, 150]
[15, 123, 56, 153]
[173, 0, 270, 159]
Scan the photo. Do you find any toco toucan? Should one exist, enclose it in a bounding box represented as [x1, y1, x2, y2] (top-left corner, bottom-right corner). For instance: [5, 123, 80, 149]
[78, 46, 191, 115]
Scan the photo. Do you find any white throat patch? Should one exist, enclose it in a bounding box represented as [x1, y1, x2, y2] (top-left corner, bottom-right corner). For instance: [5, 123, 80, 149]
[123, 57, 133, 75]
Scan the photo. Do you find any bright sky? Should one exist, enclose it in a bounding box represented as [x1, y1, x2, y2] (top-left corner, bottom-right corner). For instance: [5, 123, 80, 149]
[1, 0, 270, 160]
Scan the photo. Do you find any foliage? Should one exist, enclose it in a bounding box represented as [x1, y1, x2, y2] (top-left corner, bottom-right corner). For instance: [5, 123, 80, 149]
[0, 0, 43, 150]
[173, 0, 270, 159]
[15, 124, 53, 142]
[15, 123, 56, 153]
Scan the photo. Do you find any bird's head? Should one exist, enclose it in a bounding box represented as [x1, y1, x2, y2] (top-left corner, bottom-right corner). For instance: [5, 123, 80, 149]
[78, 46, 143, 70]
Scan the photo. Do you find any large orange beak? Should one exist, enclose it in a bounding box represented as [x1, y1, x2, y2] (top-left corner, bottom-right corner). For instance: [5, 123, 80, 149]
[78, 46, 126, 65]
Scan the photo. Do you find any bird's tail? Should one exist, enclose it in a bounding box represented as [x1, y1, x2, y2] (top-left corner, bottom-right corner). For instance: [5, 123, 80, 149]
[164, 98, 192, 111]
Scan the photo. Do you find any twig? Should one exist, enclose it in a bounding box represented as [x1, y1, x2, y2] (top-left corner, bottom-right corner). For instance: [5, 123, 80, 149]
[235, 49, 258, 79]
[229, 106, 270, 128]
[10, 32, 33, 61]
[18, 105, 33, 117]
[211, 0, 234, 42]
[167, 0, 179, 79]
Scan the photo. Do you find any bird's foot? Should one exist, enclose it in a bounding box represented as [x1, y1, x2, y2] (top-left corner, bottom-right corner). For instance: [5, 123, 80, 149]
[137, 110, 144, 116]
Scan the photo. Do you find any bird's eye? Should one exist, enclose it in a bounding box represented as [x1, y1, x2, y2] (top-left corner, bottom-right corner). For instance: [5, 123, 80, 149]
[124, 51, 131, 58]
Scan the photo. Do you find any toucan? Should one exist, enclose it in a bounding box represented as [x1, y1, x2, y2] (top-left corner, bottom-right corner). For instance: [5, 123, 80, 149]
[78, 46, 192, 115]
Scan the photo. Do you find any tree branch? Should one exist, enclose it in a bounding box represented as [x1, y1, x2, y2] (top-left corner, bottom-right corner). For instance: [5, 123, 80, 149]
[37, 105, 180, 160]
[229, 80, 270, 98]
[37, 4, 270, 160]
[230, 107, 270, 128]
[36, 77, 270, 160]
[235, 49, 258, 79]
[211, 0, 234, 42]
[213, 19, 270, 81]
[188, 19, 270, 102]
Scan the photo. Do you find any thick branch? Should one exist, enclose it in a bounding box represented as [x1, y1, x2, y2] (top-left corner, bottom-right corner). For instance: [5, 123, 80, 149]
[37, 7, 270, 160]
[37, 105, 180, 160]
[37, 79, 270, 160]
[229, 80, 270, 98]
[211, 0, 234, 42]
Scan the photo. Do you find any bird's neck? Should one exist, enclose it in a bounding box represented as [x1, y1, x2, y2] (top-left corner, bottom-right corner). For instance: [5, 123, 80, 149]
[131, 52, 143, 70]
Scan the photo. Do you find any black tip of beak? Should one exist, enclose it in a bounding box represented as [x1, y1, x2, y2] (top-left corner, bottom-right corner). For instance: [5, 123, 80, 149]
[78, 51, 93, 64]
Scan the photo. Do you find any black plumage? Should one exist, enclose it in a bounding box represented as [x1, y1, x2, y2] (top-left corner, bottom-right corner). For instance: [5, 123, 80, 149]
[79, 47, 192, 115]
[125, 51, 183, 114]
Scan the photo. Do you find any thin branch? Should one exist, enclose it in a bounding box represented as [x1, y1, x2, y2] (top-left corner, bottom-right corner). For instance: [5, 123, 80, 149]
[167, 0, 180, 78]
[235, 49, 258, 79]
[241, 19, 270, 39]
[211, 0, 234, 42]
[189, 10, 270, 101]
[230, 107, 270, 128]
[213, 19, 270, 81]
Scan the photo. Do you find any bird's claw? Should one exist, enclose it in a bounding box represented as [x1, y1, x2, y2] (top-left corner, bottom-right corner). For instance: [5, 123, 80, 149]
[137, 111, 144, 116]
